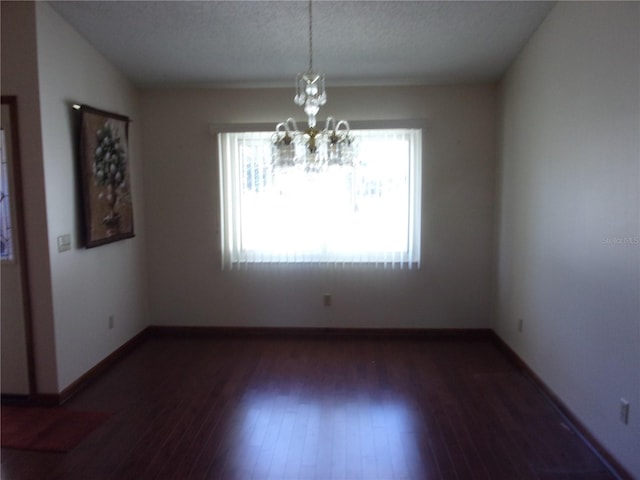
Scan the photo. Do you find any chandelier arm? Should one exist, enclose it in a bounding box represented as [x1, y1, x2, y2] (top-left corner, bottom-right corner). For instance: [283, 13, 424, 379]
[286, 118, 299, 132]
[335, 120, 350, 133]
[324, 116, 336, 132]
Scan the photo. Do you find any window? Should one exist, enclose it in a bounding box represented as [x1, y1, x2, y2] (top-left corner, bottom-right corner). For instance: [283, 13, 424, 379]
[218, 127, 421, 269]
[0, 129, 14, 262]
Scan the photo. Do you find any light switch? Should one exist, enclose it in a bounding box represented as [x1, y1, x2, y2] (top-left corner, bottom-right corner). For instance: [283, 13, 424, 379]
[57, 234, 71, 253]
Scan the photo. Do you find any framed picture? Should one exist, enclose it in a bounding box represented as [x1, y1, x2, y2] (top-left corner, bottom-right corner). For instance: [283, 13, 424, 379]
[77, 105, 134, 248]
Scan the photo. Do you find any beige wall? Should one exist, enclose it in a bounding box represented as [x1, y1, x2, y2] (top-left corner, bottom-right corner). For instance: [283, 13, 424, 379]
[35, 2, 149, 391]
[496, 2, 640, 476]
[141, 85, 498, 329]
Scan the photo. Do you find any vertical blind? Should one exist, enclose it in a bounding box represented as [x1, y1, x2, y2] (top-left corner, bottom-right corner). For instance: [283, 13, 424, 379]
[218, 128, 421, 269]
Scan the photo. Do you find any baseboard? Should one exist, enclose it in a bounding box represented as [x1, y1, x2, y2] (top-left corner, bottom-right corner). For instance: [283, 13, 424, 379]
[491, 332, 633, 480]
[2, 329, 150, 407]
[56, 328, 151, 405]
[9, 327, 488, 407]
[147, 325, 494, 340]
[1, 393, 61, 407]
[0, 394, 30, 405]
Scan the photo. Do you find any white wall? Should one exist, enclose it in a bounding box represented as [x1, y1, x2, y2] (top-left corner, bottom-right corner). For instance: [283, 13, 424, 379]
[1, 1, 58, 394]
[35, 3, 148, 391]
[141, 85, 498, 329]
[496, 2, 640, 477]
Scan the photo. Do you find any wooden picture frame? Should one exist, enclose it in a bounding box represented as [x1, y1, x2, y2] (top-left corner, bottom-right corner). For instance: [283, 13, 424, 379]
[76, 105, 134, 248]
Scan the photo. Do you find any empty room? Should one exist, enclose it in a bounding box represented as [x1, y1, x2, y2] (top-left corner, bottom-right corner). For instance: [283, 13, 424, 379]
[1, 1, 638, 479]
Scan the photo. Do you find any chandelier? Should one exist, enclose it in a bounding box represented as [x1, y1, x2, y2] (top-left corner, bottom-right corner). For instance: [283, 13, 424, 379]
[272, 0, 356, 172]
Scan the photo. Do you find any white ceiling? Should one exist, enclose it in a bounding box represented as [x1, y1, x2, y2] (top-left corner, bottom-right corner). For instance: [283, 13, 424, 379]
[49, 0, 555, 88]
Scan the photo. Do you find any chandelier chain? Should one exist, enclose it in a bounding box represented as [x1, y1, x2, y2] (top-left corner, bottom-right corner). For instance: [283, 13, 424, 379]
[308, 0, 313, 72]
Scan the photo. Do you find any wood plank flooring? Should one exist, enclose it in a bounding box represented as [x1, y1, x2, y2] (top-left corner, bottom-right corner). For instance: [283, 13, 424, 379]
[1, 335, 616, 480]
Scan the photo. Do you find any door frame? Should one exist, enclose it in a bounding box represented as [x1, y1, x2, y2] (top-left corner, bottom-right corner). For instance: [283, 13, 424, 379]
[1, 95, 37, 398]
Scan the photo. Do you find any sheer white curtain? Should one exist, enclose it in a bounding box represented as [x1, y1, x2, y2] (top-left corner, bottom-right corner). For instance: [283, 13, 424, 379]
[218, 128, 421, 270]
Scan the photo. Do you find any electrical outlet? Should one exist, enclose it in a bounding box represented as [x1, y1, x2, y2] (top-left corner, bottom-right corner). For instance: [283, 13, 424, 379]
[323, 294, 332, 307]
[620, 398, 630, 425]
[517, 318, 523, 333]
[108, 315, 114, 329]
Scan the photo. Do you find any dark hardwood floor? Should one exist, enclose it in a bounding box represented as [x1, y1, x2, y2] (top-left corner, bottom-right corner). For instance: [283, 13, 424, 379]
[1, 335, 616, 480]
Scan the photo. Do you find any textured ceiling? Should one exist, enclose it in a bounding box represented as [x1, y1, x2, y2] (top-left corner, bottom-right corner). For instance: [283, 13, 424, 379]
[49, 0, 555, 88]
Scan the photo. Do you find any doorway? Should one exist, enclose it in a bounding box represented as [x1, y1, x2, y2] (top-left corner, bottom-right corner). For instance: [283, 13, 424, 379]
[1, 96, 36, 398]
